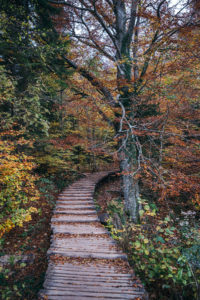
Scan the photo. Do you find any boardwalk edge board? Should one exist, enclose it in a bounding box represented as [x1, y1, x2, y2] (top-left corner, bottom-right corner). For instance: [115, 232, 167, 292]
[39, 171, 148, 300]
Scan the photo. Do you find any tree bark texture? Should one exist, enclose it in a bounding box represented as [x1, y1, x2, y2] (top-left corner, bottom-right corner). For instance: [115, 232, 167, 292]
[118, 134, 140, 222]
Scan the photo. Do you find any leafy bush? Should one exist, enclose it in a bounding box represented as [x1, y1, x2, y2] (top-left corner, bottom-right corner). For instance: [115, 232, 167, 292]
[107, 198, 200, 299]
[0, 133, 39, 237]
[0, 259, 45, 300]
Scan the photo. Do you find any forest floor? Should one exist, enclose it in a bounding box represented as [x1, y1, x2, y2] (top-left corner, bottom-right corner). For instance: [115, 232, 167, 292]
[0, 186, 57, 299]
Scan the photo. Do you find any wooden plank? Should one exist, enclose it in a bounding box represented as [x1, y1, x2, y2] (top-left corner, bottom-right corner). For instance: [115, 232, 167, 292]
[45, 273, 134, 282]
[51, 223, 107, 235]
[45, 272, 133, 280]
[47, 266, 129, 274]
[56, 200, 94, 205]
[47, 250, 127, 260]
[39, 289, 143, 299]
[51, 215, 99, 222]
[39, 292, 142, 300]
[54, 210, 97, 214]
[55, 207, 96, 211]
[55, 203, 96, 208]
[43, 283, 144, 295]
[44, 280, 133, 289]
[51, 237, 115, 245]
[47, 263, 128, 272]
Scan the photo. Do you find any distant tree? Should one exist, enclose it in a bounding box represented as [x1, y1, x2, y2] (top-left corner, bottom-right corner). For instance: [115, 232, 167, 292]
[0, 0, 71, 136]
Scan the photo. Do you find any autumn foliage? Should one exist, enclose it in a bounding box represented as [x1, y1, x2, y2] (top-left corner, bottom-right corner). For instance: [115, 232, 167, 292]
[0, 132, 39, 237]
[0, 0, 200, 298]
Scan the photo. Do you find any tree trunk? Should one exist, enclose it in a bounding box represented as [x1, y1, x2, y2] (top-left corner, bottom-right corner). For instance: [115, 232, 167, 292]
[121, 158, 140, 222]
[118, 135, 141, 223]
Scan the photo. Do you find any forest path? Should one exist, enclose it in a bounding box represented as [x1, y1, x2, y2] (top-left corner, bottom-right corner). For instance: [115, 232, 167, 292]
[39, 172, 146, 299]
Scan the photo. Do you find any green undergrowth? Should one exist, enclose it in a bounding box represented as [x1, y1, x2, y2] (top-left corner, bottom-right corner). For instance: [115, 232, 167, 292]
[96, 180, 200, 300]
[0, 260, 46, 300]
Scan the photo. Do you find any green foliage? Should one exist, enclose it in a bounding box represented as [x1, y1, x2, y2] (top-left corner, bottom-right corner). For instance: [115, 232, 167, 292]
[0, 66, 16, 129]
[0, 0, 76, 220]
[106, 197, 126, 226]
[34, 141, 72, 173]
[0, 0, 63, 83]
[0, 261, 45, 300]
[32, 135, 79, 189]
[0, 0, 71, 137]
[108, 198, 200, 299]
[107, 198, 124, 215]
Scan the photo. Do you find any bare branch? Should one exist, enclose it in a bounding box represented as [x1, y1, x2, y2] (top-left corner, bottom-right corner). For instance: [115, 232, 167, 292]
[91, 1, 120, 55]
[79, 12, 115, 61]
[49, 0, 94, 12]
[77, 37, 115, 61]
[105, 0, 113, 8]
[125, 0, 139, 47]
[157, 0, 166, 19]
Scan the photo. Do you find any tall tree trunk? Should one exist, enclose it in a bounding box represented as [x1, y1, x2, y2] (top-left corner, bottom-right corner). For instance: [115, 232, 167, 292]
[116, 53, 141, 221]
[118, 135, 140, 222]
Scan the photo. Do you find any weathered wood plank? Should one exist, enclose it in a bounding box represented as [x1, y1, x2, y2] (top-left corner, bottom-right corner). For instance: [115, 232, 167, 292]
[43, 284, 144, 295]
[53, 210, 97, 215]
[51, 223, 107, 235]
[47, 250, 127, 260]
[45, 274, 135, 283]
[46, 274, 135, 283]
[56, 201, 94, 205]
[52, 236, 115, 245]
[40, 289, 144, 299]
[51, 215, 99, 222]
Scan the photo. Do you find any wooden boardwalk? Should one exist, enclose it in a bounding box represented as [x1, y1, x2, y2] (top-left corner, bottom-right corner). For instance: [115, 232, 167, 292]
[39, 172, 147, 300]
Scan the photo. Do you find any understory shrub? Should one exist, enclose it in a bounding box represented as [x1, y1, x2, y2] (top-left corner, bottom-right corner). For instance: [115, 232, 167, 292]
[107, 198, 200, 299]
[0, 133, 39, 238]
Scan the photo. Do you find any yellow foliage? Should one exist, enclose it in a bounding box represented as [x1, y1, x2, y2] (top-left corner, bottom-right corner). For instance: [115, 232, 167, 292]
[0, 132, 39, 237]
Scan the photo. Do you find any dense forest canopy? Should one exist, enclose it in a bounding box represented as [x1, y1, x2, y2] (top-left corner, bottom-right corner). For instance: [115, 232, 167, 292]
[0, 0, 200, 299]
[48, 0, 200, 221]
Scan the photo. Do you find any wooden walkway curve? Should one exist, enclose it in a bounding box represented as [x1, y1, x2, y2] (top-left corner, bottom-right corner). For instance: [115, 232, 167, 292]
[39, 172, 147, 300]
